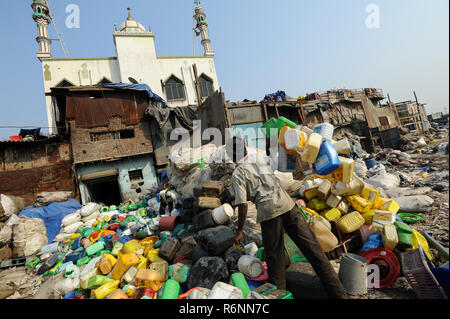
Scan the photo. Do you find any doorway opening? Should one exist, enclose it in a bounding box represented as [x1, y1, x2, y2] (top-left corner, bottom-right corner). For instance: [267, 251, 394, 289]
[85, 178, 122, 206]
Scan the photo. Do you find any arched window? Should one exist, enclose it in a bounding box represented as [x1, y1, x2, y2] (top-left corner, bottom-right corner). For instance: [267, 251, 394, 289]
[199, 74, 213, 98]
[165, 76, 185, 101]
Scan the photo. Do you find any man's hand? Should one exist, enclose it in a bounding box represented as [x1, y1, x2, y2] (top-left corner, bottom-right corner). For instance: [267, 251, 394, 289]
[234, 230, 243, 244]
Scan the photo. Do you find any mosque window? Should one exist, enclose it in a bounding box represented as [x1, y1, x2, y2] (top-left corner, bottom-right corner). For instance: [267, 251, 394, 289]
[165, 76, 186, 101]
[199, 74, 214, 98]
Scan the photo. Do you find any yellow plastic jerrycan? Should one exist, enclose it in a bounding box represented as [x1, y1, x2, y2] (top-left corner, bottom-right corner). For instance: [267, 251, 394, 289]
[321, 208, 342, 221]
[347, 195, 373, 213]
[304, 188, 319, 201]
[338, 157, 354, 184]
[111, 253, 140, 281]
[93, 280, 120, 299]
[337, 211, 365, 234]
[408, 229, 433, 260]
[379, 199, 400, 214]
[147, 249, 166, 263]
[103, 254, 117, 268]
[123, 240, 144, 255]
[362, 188, 380, 206]
[361, 209, 375, 224]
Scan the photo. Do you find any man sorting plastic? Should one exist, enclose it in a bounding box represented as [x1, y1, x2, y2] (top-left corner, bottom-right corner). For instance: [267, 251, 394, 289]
[229, 136, 348, 299]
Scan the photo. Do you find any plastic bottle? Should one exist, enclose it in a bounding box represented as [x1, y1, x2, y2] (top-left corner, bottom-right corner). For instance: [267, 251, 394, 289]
[230, 272, 251, 298]
[313, 140, 341, 175]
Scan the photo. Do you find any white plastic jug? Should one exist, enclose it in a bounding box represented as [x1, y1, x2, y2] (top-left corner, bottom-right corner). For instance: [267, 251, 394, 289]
[244, 242, 259, 257]
[332, 139, 352, 155]
[237, 255, 264, 278]
[314, 123, 334, 141]
[211, 204, 234, 225]
[208, 281, 243, 299]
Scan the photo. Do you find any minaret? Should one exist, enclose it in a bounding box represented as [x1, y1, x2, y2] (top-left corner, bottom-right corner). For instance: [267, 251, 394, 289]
[193, 1, 214, 56]
[31, 0, 52, 60]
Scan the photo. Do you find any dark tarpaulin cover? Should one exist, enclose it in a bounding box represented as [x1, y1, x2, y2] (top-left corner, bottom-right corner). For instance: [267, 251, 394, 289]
[18, 199, 82, 242]
[97, 83, 165, 103]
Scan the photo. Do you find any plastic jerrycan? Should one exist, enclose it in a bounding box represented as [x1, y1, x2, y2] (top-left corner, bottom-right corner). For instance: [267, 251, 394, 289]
[301, 133, 323, 163]
[93, 280, 120, 299]
[111, 253, 140, 280]
[337, 211, 365, 234]
[86, 241, 105, 256]
[230, 272, 251, 298]
[161, 279, 181, 299]
[338, 156, 354, 183]
[313, 122, 334, 141]
[313, 140, 341, 175]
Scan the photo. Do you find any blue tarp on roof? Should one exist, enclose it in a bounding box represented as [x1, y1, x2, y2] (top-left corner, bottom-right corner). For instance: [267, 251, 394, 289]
[18, 199, 82, 243]
[97, 83, 166, 103]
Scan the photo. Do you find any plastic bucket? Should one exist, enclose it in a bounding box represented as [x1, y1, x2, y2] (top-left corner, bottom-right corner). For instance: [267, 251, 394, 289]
[238, 255, 264, 278]
[211, 204, 234, 225]
[338, 253, 368, 295]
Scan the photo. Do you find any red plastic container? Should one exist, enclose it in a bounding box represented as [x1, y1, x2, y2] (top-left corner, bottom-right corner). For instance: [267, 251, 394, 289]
[10, 135, 22, 141]
[134, 287, 156, 299]
[361, 248, 400, 289]
[109, 224, 121, 230]
[159, 216, 181, 231]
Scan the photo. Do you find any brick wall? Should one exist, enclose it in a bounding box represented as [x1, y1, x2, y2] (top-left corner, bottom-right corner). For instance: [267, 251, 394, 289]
[70, 118, 154, 164]
[0, 141, 77, 206]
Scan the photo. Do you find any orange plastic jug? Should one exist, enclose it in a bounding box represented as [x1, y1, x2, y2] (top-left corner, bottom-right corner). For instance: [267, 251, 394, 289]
[111, 253, 140, 280]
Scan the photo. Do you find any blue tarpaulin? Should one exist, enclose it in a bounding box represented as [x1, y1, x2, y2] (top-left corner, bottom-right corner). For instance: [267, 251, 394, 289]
[97, 83, 166, 103]
[18, 199, 82, 243]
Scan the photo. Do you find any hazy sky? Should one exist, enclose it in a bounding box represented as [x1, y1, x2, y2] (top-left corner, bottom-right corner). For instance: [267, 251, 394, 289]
[0, 0, 448, 139]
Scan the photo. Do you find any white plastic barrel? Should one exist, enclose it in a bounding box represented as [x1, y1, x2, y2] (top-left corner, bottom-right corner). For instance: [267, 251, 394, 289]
[207, 282, 243, 299]
[211, 204, 234, 225]
[238, 255, 264, 278]
[338, 253, 368, 295]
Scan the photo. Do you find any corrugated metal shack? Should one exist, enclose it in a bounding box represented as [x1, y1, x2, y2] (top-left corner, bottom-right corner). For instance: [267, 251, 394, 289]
[51, 85, 158, 205]
[223, 88, 402, 153]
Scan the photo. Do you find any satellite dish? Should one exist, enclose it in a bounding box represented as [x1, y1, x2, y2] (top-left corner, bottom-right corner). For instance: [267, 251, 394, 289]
[128, 77, 139, 84]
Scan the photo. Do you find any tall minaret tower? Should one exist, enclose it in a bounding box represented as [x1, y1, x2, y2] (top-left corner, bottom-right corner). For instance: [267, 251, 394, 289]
[193, 1, 214, 56]
[31, 0, 52, 60]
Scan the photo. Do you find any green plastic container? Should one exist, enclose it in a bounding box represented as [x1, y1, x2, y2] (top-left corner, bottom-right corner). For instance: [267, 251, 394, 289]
[398, 213, 424, 223]
[109, 205, 117, 211]
[86, 241, 105, 256]
[135, 231, 148, 240]
[230, 272, 251, 298]
[284, 233, 304, 266]
[292, 254, 307, 263]
[77, 256, 91, 267]
[100, 206, 109, 213]
[265, 289, 294, 299]
[128, 205, 138, 211]
[256, 247, 266, 262]
[95, 250, 111, 257]
[394, 221, 413, 250]
[261, 117, 278, 137]
[161, 279, 180, 299]
[169, 263, 190, 283]
[276, 116, 297, 131]
[26, 257, 40, 268]
[111, 242, 123, 257]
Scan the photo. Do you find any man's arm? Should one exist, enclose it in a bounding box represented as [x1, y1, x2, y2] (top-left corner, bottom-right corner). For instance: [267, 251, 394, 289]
[234, 202, 248, 243]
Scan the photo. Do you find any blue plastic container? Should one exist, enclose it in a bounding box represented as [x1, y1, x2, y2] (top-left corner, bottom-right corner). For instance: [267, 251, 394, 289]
[65, 250, 87, 264]
[71, 237, 83, 250]
[313, 140, 341, 175]
[119, 235, 132, 244]
[363, 157, 377, 170]
[361, 233, 383, 252]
